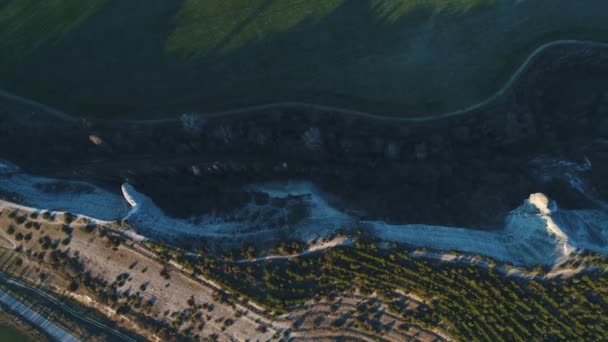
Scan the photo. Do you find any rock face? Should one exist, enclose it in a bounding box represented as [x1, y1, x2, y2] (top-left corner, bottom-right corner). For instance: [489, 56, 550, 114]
[0, 42, 607, 229]
[117, 180, 353, 250]
[7, 156, 601, 267]
[370, 193, 608, 266]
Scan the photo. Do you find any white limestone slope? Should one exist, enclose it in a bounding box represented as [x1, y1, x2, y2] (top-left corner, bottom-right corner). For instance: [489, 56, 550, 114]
[0, 160, 20, 174]
[369, 193, 607, 266]
[1, 158, 606, 267]
[120, 182, 352, 241]
[245, 181, 353, 239]
[0, 160, 129, 220]
[122, 179, 608, 267]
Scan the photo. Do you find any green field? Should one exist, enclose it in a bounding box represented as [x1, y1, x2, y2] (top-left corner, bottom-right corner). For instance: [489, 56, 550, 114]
[166, 0, 493, 56]
[1, 0, 607, 118]
[0, 0, 108, 63]
[0, 321, 34, 342]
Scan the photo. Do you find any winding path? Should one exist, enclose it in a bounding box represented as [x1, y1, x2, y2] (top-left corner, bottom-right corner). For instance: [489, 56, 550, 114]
[1, 40, 608, 123]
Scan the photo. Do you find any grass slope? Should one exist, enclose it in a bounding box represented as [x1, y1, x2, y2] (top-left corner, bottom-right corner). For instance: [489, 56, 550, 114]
[167, 0, 345, 56]
[0, 0, 607, 118]
[0, 0, 109, 63]
[166, 0, 493, 56]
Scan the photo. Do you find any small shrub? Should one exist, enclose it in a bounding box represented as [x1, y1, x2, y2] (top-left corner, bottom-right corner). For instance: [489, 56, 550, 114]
[63, 212, 76, 224]
[61, 224, 74, 235]
[68, 281, 79, 292]
[256, 325, 267, 333]
[160, 267, 171, 280]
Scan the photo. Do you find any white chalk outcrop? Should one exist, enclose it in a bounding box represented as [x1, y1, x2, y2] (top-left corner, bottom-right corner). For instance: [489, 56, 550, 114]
[369, 193, 607, 266]
[0, 160, 20, 174]
[0, 161, 129, 220]
[246, 181, 353, 240]
[1, 158, 606, 267]
[120, 181, 352, 241]
[121, 182, 271, 238]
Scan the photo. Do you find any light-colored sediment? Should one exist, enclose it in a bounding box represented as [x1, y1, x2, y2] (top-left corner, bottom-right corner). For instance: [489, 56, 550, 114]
[0, 161, 129, 221]
[369, 193, 607, 266]
[121, 181, 353, 241]
[1, 160, 607, 267]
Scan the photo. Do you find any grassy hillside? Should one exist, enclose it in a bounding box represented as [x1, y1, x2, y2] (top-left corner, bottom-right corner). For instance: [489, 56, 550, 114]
[166, 0, 493, 56]
[0, 0, 607, 119]
[371, 0, 495, 23]
[0, 0, 109, 63]
[167, 0, 345, 56]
